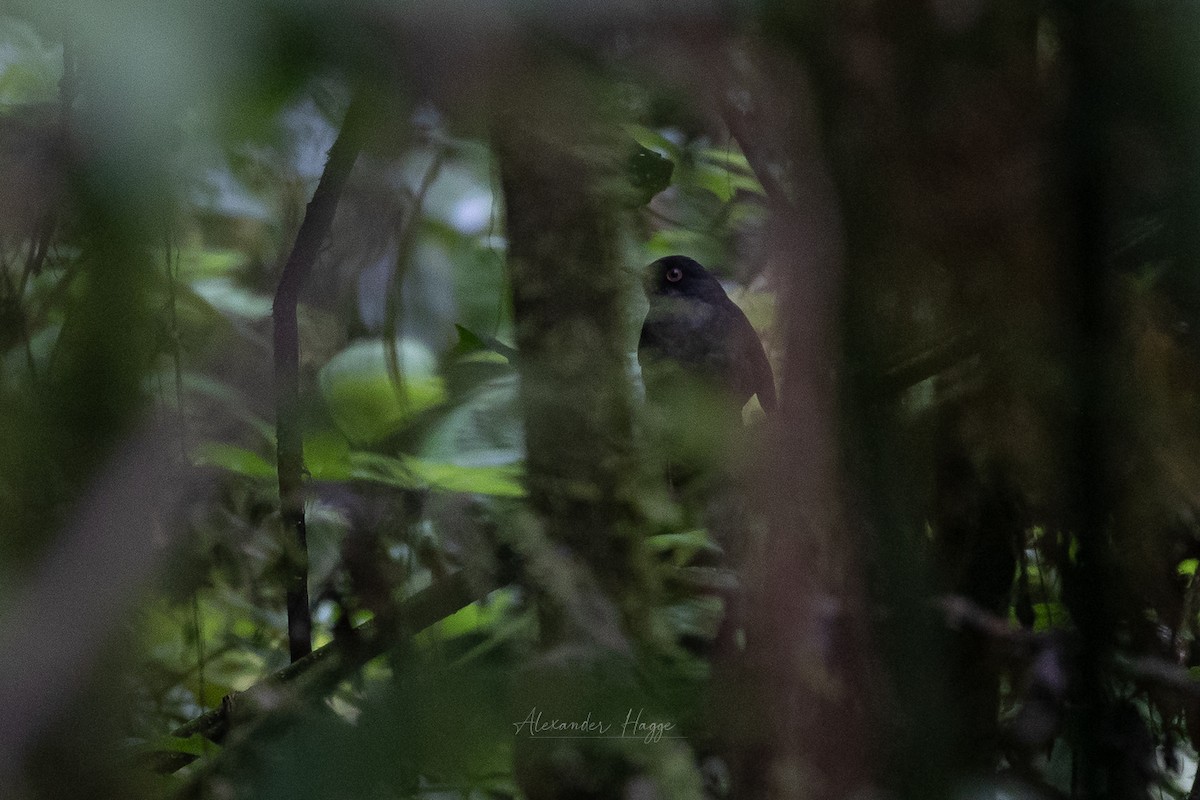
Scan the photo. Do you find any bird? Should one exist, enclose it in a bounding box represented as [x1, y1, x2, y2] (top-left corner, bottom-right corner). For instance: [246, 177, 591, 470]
[638, 255, 776, 420]
[637, 255, 774, 655]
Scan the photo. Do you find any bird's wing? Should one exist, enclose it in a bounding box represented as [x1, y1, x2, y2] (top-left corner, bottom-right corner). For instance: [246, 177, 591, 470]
[731, 307, 776, 413]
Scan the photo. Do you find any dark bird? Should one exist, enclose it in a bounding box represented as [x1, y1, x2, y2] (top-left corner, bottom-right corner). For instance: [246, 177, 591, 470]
[638, 255, 772, 651]
[638, 255, 776, 418]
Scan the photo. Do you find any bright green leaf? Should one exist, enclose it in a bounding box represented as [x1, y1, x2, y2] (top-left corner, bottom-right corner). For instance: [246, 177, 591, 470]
[131, 734, 216, 758]
[699, 146, 754, 173]
[319, 338, 446, 443]
[693, 161, 765, 203]
[351, 452, 525, 497]
[303, 430, 351, 481]
[425, 587, 518, 640]
[177, 248, 250, 279]
[192, 441, 274, 478]
[623, 124, 682, 161]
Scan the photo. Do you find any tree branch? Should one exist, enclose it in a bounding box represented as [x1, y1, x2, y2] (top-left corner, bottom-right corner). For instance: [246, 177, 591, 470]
[272, 93, 370, 663]
[494, 74, 653, 644]
[143, 568, 503, 774]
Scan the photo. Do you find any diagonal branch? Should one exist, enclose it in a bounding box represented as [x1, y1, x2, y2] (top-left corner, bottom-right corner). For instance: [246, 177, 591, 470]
[144, 568, 504, 774]
[272, 93, 370, 663]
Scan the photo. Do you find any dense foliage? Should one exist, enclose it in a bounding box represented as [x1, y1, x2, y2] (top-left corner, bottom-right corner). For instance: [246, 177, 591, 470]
[4, 3, 1200, 800]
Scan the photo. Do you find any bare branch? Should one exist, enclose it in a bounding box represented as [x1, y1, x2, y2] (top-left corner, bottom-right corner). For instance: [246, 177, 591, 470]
[272, 93, 370, 663]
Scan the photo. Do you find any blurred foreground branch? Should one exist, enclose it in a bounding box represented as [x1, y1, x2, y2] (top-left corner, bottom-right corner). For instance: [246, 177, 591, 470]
[939, 594, 1200, 701]
[0, 422, 202, 788]
[709, 42, 870, 799]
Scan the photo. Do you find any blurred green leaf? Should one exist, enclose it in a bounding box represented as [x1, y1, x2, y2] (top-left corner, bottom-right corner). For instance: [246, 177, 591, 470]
[172, 372, 273, 438]
[351, 452, 524, 497]
[451, 324, 517, 364]
[192, 441, 274, 478]
[190, 277, 273, 321]
[195, 681, 236, 709]
[177, 247, 251, 279]
[131, 734, 216, 758]
[0, 16, 61, 105]
[693, 160, 764, 203]
[194, 432, 352, 481]
[699, 146, 754, 173]
[303, 430, 351, 481]
[646, 530, 723, 567]
[623, 123, 682, 162]
[1032, 601, 1068, 631]
[420, 374, 523, 467]
[2, 323, 60, 384]
[418, 586, 519, 643]
[319, 338, 445, 444]
[451, 323, 489, 355]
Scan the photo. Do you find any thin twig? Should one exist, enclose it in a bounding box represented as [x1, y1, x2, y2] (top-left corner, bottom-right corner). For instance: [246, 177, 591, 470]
[383, 148, 446, 396]
[164, 227, 188, 460]
[273, 93, 371, 663]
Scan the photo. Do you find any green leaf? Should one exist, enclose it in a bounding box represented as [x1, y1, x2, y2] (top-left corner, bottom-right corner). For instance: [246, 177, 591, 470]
[174, 372, 273, 439]
[1179, 559, 1199, 577]
[177, 247, 250, 279]
[131, 734, 216, 758]
[192, 442, 274, 478]
[699, 146, 754, 173]
[319, 338, 446, 443]
[732, 289, 776, 333]
[623, 124, 682, 161]
[425, 587, 518, 639]
[655, 595, 725, 645]
[693, 160, 764, 203]
[451, 324, 489, 355]
[303, 430, 351, 481]
[420, 374, 523, 466]
[2, 323, 60, 384]
[190, 433, 355, 482]
[190, 277, 272, 320]
[647, 530, 724, 567]
[1031, 601, 1068, 631]
[351, 452, 525, 497]
[626, 144, 674, 204]
[0, 19, 62, 106]
[196, 681, 236, 709]
[451, 324, 517, 364]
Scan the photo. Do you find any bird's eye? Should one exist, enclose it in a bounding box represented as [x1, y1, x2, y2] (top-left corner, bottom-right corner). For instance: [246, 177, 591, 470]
[665, 266, 683, 283]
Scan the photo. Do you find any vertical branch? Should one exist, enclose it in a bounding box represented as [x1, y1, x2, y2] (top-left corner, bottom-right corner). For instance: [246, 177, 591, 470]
[273, 94, 369, 663]
[712, 43, 870, 799]
[494, 61, 669, 800]
[383, 148, 445, 395]
[493, 65, 651, 643]
[1055, 5, 1119, 795]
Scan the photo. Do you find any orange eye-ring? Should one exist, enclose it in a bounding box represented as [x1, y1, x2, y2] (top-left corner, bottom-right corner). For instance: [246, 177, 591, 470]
[665, 266, 683, 282]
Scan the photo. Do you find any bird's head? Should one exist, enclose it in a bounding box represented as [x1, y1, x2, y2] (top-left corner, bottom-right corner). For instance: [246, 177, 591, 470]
[645, 255, 731, 306]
